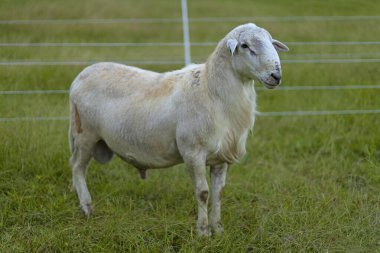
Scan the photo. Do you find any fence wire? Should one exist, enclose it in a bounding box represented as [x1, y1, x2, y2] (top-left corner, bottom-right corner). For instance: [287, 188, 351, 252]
[1, 109, 380, 122]
[1, 58, 380, 66]
[1, 41, 380, 47]
[1, 85, 380, 95]
[1, 15, 380, 25]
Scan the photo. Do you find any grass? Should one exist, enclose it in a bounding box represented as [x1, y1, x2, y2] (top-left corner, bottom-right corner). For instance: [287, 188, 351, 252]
[1, 0, 380, 252]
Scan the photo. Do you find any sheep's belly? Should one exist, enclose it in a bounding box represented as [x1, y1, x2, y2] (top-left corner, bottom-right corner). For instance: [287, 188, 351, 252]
[121, 151, 183, 169]
[110, 139, 183, 169]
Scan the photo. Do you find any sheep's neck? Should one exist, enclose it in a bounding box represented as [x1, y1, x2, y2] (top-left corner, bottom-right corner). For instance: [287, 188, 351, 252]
[205, 42, 256, 130]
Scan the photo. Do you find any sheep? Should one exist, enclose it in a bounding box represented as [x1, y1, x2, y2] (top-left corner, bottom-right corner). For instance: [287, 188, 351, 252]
[69, 23, 289, 236]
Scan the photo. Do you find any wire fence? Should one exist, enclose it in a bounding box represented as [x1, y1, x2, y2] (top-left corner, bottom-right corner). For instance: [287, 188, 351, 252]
[1, 14, 380, 120]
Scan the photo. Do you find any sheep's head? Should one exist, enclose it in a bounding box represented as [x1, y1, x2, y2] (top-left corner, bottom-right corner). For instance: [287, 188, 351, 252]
[226, 23, 289, 89]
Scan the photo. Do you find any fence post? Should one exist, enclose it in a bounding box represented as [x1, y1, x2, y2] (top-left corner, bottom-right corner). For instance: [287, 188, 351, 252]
[181, 0, 191, 66]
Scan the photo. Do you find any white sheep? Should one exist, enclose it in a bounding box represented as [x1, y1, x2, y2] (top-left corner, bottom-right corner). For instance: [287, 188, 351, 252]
[69, 23, 288, 236]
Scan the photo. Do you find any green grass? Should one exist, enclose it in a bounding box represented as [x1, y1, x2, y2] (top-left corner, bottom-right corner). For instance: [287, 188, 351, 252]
[1, 0, 380, 252]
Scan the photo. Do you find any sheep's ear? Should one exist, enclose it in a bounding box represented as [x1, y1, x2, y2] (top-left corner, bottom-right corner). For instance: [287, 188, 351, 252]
[272, 39, 289, 52]
[227, 39, 238, 55]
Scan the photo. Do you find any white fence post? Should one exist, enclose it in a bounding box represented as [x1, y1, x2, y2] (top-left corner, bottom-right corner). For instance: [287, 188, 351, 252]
[181, 0, 191, 66]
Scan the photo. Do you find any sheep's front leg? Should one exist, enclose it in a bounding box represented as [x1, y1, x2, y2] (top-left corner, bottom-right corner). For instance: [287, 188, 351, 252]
[184, 153, 210, 237]
[210, 163, 227, 234]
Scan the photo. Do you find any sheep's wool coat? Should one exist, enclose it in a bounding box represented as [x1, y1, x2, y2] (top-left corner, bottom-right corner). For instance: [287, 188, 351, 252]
[69, 31, 260, 168]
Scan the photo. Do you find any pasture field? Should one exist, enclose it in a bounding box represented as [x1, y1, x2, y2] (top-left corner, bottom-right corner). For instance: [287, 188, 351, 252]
[1, 0, 380, 252]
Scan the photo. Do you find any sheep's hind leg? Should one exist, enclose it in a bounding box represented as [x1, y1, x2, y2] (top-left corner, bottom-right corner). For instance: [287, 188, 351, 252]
[210, 163, 227, 235]
[70, 138, 96, 216]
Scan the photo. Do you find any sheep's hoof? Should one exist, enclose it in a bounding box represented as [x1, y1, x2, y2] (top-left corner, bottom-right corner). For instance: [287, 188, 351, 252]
[197, 230, 211, 237]
[197, 227, 211, 237]
[80, 202, 93, 217]
[211, 223, 224, 235]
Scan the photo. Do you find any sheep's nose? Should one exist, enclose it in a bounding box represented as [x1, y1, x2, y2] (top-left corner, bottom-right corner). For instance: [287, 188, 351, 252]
[270, 72, 281, 84]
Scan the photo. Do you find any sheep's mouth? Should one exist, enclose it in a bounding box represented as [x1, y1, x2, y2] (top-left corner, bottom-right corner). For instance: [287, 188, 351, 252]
[264, 83, 278, 89]
[263, 81, 279, 89]
[257, 77, 280, 89]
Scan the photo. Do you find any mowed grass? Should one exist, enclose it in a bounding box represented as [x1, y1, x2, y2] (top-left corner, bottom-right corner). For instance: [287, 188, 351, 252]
[1, 0, 380, 252]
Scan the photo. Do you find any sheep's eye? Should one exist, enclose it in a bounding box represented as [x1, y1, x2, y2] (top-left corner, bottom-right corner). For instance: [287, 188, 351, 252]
[241, 44, 248, 49]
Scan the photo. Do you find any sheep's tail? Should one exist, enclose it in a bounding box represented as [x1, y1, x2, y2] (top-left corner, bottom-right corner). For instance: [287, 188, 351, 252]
[69, 96, 83, 155]
[68, 101, 76, 154]
[69, 129, 75, 154]
[69, 100, 114, 164]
